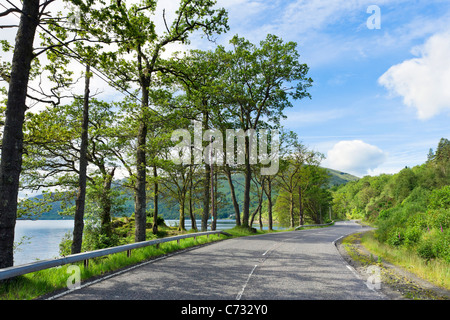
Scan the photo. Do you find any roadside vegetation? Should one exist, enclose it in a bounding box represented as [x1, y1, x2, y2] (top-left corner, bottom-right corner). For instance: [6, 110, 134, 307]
[0, 219, 268, 300]
[333, 138, 450, 290]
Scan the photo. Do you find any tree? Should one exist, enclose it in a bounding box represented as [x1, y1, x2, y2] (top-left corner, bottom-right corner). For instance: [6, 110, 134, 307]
[276, 136, 323, 228]
[22, 98, 129, 244]
[0, 0, 108, 267]
[72, 64, 90, 254]
[89, 0, 228, 242]
[164, 47, 231, 230]
[0, 0, 42, 269]
[220, 34, 312, 227]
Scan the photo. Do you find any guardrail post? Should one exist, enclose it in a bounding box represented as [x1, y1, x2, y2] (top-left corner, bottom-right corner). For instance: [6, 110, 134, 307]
[127, 249, 132, 258]
[177, 239, 180, 246]
[84, 259, 89, 268]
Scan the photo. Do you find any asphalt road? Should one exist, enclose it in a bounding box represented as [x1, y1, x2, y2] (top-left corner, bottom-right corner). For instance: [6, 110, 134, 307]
[51, 221, 385, 300]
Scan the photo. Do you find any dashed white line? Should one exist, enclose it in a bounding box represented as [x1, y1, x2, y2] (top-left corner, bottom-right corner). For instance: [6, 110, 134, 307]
[236, 264, 258, 300]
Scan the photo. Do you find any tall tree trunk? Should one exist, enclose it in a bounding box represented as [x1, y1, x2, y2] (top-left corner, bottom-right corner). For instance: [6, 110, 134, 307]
[100, 167, 115, 238]
[178, 195, 186, 231]
[188, 161, 197, 231]
[266, 179, 273, 231]
[259, 205, 263, 231]
[188, 186, 197, 231]
[0, 0, 40, 269]
[152, 165, 158, 234]
[202, 163, 210, 231]
[210, 145, 216, 231]
[213, 168, 218, 229]
[249, 182, 263, 227]
[289, 192, 294, 228]
[71, 64, 90, 254]
[201, 112, 210, 231]
[224, 166, 241, 226]
[242, 137, 251, 227]
[135, 81, 149, 242]
[298, 185, 304, 226]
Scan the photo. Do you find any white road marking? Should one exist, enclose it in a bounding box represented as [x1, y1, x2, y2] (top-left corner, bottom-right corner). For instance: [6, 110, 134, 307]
[236, 264, 258, 300]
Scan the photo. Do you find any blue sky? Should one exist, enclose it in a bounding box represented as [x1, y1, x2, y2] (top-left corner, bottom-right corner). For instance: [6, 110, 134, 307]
[2, 0, 450, 179]
[202, 0, 450, 177]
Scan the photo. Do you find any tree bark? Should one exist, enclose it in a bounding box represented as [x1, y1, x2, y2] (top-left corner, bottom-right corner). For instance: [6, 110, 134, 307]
[202, 163, 210, 231]
[152, 165, 158, 234]
[210, 149, 216, 231]
[224, 166, 241, 226]
[242, 137, 251, 227]
[298, 185, 304, 226]
[201, 113, 210, 231]
[71, 64, 90, 254]
[266, 179, 273, 231]
[135, 82, 148, 242]
[178, 195, 186, 231]
[100, 167, 115, 238]
[289, 192, 294, 228]
[0, 0, 40, 269]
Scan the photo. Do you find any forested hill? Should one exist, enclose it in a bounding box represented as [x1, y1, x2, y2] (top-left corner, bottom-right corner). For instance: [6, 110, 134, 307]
[20, 168, 359, 220]
[326, 168, 359, 187]
[332, 138, 450, 263]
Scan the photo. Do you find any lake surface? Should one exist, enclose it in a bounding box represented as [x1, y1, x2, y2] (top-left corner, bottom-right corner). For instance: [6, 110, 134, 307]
[13, 219, 281, 266]
[13, 219, 237, 266]
[14, 219, 74, 266]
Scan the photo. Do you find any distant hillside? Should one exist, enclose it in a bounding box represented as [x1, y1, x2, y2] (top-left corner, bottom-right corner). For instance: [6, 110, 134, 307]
[21, 167, 357, 220]
[326, 168, 360, 187]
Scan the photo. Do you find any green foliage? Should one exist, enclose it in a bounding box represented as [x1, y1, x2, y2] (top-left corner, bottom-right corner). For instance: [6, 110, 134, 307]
[428, 185, 450, 209]
[332, 138, 450, 264]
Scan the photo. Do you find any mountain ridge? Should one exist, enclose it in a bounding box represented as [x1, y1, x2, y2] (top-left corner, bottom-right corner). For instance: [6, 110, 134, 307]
[19, 167, 359, 220]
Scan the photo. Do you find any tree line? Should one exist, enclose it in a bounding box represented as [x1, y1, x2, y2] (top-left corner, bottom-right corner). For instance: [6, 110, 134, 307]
[332, 138, 450, 263]
[0, 0, 331, 268]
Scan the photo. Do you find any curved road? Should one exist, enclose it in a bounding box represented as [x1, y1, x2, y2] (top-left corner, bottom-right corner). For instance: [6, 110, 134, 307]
[51, 221, 384, 300]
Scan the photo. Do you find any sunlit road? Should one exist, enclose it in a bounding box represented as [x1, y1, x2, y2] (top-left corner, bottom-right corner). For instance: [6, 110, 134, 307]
[51, 221, 384, 300]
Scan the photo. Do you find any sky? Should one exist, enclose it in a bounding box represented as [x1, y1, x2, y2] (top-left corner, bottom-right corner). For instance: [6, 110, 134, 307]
[206, 0, 450, 177]
[2, 0, 450, 179]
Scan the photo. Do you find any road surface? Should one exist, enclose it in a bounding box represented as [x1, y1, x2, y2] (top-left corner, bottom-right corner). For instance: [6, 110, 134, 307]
[51, 221, 384, 300]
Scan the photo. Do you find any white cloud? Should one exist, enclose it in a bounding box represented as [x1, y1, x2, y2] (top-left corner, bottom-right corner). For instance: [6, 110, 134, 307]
[324, 140, 387, 176]
[378, 32, 450, 120]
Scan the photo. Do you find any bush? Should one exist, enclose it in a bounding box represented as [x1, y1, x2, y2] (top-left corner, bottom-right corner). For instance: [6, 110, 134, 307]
[416, 229, 450, 262]
[387, 228, 404, 247]
[427, 185, 450, 209]
[433, 230, 450, 263]
[417, 238, 436, 261]
[404, 225, 422, 246]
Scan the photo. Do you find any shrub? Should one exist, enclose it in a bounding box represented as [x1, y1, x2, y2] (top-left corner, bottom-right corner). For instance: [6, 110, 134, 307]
[416, 229, 450, 263]
[427, 185, 450, 210]
[387, 228, 404, 247]
[433, 230, 450, 263]
[404, 225, 422, 246]
[417, 238, 436, 261]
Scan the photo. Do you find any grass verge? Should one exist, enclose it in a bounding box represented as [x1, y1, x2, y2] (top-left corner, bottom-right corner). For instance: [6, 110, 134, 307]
[0, 224, 272, 300]
[0, 232, 230, 300]
[360, 231, 450, 291]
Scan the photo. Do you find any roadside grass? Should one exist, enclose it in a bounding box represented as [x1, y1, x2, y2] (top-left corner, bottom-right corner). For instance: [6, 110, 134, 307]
[0, 221, 332, 300]
[1, 223, 276, 300]
[360, 231, 450, 290]
[0, 231, 229, 300]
